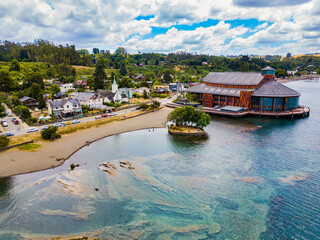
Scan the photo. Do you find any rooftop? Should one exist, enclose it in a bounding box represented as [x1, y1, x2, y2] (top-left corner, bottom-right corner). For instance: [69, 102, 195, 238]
[185, 83, 253, 97]
[204, 72, 264, 86]
[252, 81, 300, 97]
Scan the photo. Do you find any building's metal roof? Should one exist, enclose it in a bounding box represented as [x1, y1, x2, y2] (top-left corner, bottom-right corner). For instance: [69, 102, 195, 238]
[184, 83, 252, 97]
[203, 72, 264, 86]
[20, 96, 37, 102]
[252, 81, 300, 97]
[262, 66, 275, 71]
[49, 99, 80, 108]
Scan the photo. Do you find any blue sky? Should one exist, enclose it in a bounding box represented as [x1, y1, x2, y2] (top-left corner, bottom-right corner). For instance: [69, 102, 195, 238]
[0, 0, 319, 56]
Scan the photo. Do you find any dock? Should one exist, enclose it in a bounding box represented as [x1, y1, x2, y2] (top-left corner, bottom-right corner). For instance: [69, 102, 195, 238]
[166, 103, 310, 118]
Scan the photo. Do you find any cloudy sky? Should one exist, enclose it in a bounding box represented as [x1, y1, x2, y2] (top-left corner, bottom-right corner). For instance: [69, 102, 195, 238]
[0, 0, 319, 55]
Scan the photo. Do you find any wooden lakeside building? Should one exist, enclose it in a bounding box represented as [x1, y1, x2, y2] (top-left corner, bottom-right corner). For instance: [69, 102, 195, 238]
[179, 67, 309, 118]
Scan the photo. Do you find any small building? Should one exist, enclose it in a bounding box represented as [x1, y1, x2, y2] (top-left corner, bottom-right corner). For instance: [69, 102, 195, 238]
[75, 80, 87, 87]
[130, 74, 146, 81]
[169, 82, 183, 93]
[119, 88, 133, 99]
[54, 91, 67, 99]
[19, 96, 39, 108]
[48, 99, 82, 118]
[60, 83, 74, 93]
[69, 92, 104, 109]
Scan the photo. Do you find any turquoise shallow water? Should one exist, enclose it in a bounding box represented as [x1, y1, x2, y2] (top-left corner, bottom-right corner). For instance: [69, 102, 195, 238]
[0, 80, 320, 240]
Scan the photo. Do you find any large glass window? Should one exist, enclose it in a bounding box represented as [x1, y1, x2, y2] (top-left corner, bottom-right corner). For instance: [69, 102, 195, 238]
[262, 97, 273, 111]
[286, 97, 299, 110]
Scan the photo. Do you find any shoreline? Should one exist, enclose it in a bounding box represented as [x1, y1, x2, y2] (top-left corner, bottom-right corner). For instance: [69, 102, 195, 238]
[0, 107, 172, 179]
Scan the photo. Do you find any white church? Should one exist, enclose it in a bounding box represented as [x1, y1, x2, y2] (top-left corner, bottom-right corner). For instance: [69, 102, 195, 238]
[97, 79, 129, 104]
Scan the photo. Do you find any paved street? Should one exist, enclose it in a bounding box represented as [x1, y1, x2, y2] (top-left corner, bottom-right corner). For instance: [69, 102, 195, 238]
[1, 96, 175, 137]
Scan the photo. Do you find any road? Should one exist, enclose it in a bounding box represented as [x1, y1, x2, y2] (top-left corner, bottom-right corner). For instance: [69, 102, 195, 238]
[1, 96, 175, 137]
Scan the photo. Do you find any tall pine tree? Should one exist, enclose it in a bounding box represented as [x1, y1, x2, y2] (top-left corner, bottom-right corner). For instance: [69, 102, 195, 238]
[93, 61, 106, 90]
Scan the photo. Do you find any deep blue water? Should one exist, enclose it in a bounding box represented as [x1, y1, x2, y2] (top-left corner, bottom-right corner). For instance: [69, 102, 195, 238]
[0, 80, 319, 239]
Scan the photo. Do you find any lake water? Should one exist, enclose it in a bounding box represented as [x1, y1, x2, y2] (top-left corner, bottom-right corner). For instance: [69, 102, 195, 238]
[0, 80, 320, 240]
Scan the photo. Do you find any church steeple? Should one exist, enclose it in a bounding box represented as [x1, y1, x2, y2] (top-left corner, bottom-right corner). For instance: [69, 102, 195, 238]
[112, 77, 118, 93]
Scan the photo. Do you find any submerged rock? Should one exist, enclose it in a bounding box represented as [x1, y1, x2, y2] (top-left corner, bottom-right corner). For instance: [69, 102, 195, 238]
[240, 125, 262, 132]
[70, 164, 80, 170]
[215, 196, 239, 211]
[120, 161, 135, 169]
[99, 162, 117, 169]
[279, 173, 310, 185]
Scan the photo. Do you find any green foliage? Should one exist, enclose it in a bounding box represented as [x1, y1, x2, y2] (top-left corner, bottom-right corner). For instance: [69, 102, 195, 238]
[49, 84, 61, 95]
[93, 48, 99, 54]
[167, 106, 211, 129]
[14, 105, 31, 119]
[185, 93, 198, 103]
[93, 61, 106, 90]
[133, 93, 141, 98]
[150, 100, 160, 109]
[77, 49, 89, 55]
[29, 117, 38, 124]
[119, 76, 134, 88]
[41, 126, 61, 140]
[81, 105, 92, 114]
[0, 69, 17, 92]
[119, 62, 127, 76]
[9, 59, 20, 71]
[139, 103, 149, 110]
[275, 68, 288, 78]
[241, 62, 249, 72]
[0, 103, 6, 118]
[113, 102, 120, 108]
[24, 72, 44, 89]
[142, 90, 148, 99]
[0, 135, 9, 148]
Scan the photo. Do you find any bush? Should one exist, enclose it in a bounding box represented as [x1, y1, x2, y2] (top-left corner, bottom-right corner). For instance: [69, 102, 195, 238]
[133, 93, 141, 98]
[41, 126, 61, 140]
[0, 135, 9, 147]
[29, 117, 38, 123]
[139, 103, 149, 110]
[113, 102, 120, 108]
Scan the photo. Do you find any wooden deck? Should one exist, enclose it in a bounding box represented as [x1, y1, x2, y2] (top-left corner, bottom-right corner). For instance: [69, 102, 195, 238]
[166, 103, 310, 118]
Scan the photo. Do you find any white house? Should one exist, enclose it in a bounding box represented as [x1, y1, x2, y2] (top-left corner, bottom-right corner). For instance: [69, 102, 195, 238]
[69, 92, 104, 109]
[48, 99, 82, 117]
[60, 83, 74, 93]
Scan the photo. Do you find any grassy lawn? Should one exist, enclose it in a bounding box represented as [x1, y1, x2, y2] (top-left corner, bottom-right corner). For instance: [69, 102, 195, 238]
[18, 143, 42, 152]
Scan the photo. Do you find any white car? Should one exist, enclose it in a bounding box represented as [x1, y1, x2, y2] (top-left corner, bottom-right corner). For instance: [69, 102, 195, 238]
[72, 120, 80, 124]
[1, 120, 8, 127]
[52, 123, 62, 127]
[27, 127, 38, 133]
[109, 112, 117, 116]
[41, 125, 49, 130]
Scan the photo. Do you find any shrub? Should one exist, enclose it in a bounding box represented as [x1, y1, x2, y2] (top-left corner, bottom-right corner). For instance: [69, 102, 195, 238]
[133, 93, 141, 98]
[41, 126, 61, 140]
[113, 102, 120, 108]
[0, 135, 9, 147]
[29, 117, 38, 123]
[139, 103, 148, 110]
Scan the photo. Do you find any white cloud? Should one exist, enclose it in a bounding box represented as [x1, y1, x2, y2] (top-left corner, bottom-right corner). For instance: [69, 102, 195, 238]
[0, 0, 319, 55]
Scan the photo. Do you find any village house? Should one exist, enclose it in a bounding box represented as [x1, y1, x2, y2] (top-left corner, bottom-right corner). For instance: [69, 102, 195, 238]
[69, 92, 104, 109]
[19, 96, 39, 108]
[47, 99, 82, 117]
[60, 83, 74, 93]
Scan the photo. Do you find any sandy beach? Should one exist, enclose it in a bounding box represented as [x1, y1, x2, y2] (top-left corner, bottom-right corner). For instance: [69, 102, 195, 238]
[0, 107, 172, 178]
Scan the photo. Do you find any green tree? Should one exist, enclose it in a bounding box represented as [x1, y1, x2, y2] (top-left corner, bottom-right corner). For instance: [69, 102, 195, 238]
[163, 70, 173, 82]
[9, 59, 20, 71]
[14, 105, 31, 119]
[93, 48, 99, 54]
[0, 135, 9, 148]
[41, 126, 61, 140]
[145, 71, 155, 82]
[241, 62, 249, 72]
[167, 106, 210, 129]
[139, 103, 149, 110]
[93, 61, 106, 90]
[119, 62, 127, 76]
[142, 90, 148, 99]
[49, 84, 60, 95]
[24, 72, 44, 89]
[0, 69, 16, 92]
[119, 76, 134, 88]
[275, 69, 287, 78]
[0, 103, 6, 118]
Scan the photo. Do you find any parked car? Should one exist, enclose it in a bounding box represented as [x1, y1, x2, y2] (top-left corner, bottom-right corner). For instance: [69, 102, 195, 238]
[109, 112, 117, 116]
[11, 117, 16, 122]
[3, 132, 14, 137]
[95, 115, 101, 119]
[27, 127, 38, 133]
[65, 121, 72, 125]
[13, 120, 19, 125]
[101, 114, 108, 118]
[72, 120, 80, 124]
[7, 113, 12, 117]
[34, 108, 39, 112]
[1, 120, 8, 127]
[41, 125, 49, 130]
[52, 123, 62, 127]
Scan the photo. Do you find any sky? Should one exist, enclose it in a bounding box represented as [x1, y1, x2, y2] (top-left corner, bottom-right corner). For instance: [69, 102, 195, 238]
[0, 0, 319, 56]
